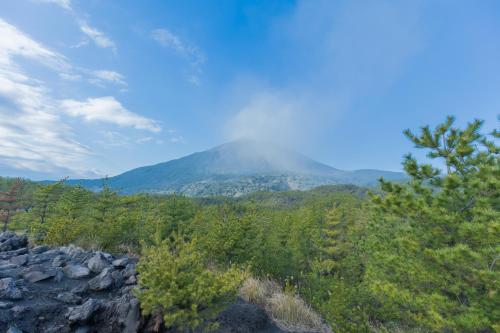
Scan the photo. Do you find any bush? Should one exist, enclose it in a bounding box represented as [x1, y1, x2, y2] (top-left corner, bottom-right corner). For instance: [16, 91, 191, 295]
[136, 235, 245, 331]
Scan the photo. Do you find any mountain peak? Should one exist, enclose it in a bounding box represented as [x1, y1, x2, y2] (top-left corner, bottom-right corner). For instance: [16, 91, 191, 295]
[66, 141, 406, 196]
[204, 139, 336, 176]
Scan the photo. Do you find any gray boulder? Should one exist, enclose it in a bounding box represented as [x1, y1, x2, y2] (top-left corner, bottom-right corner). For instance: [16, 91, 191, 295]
[122, 263, 136, 279]
[56, 292, 82, 304]
[66, 298, 101, 323]
[10, 254, 28, 267]
[23, 270, 53, 283]
[125, 275, 136, 285]
[111, 269, 124, 289]
[112, 257, 129, 268]
[88, 267, 114, 291]
[0, 263, 17, 270]
[87, 252, 109, 273]
[51, 255, 65, 268]
[0, 248, 27, 260]
[0, 232, 16, 242]
[31, 245, 49, 254]
[63, 264, 90, 279]
[53, 269, 64, 282]
[60, 245, 85, 260]
[0, 278, 22, 299]
[0, 234, 27, 252]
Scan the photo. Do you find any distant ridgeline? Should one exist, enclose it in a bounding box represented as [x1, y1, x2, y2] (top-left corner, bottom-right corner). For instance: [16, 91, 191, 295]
[62, 140, 406, 196]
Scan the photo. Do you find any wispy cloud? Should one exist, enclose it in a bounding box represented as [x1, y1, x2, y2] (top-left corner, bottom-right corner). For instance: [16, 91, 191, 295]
[35, 0, 117, 53]
[151, 28, 204, 85]
[0, 19, 69, 71]
[0, 18, 160, 176]
[79, 21, 116, 51]
[0, 18, 90, 175]
[89, 70, 127, 86]
[60, 96, 161, 132]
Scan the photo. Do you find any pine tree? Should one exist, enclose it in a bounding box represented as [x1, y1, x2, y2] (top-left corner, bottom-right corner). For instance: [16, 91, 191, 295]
[0, 179, 23, 231]
[91, 180, 124, 250]
[43, 185, 92, 245]
[312, 205, 343, 276]
[136, 235, 244, 331]
[158, 194, 196, 239]
[57, 185, 90, 222]
[32, 178, 66, 225]
[366, 117, 499, 332]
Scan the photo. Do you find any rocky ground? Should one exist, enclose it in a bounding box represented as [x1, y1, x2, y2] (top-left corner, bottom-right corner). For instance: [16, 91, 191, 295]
[0, 232, 287, 333]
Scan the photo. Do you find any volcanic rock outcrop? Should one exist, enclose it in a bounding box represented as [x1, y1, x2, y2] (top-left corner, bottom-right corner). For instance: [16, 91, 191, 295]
[0, 232, 140, 332]
[0, 232, 288, 333]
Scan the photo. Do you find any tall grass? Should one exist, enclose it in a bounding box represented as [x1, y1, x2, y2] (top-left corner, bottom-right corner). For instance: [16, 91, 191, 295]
[240, 277, 331, 333]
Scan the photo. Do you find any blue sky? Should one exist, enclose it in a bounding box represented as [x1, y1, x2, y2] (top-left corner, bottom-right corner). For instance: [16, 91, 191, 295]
[0, 0, 498, 179]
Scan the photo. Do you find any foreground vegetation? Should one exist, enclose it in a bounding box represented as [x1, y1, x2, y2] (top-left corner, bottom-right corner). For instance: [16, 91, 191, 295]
[1, 117, 498, 332]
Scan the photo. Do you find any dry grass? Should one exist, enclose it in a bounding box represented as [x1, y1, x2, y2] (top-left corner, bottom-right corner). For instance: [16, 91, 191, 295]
[239, 277, 279, 305]
[239, 277, 331, 333]
[267, 292, 328, 333]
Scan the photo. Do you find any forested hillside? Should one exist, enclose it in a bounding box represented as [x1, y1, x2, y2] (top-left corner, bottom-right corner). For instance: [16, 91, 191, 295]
[1, 117, 498, 332]
[64, 140, 406, 196]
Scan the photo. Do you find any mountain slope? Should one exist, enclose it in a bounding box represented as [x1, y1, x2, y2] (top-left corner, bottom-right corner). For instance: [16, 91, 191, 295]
[67, 140, 406, 196]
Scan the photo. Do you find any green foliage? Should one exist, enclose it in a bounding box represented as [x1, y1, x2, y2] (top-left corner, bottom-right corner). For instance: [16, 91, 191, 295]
[155, 194, 196, 240]
[366, 117, 499, 332]
[32, 179, 65, 225]
[192, 203, 260, 268]
[311, 205, 344, 275]
[6, 117, 497, 333]
[136, 235, 245, 331]
[41, 186, 91, 245]
[0, 178, 23, 231]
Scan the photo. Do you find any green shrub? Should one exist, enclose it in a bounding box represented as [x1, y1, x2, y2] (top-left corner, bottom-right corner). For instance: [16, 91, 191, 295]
[136, 235, 245, 331]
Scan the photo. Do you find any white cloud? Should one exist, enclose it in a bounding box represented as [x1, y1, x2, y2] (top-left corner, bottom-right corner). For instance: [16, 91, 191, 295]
[90, 70, 126, 86]
[0, 18, 159, 177]
[151, 28, 204, 65]
[61, 69, 127, 87]
[152, 29, 189, 55]
[0, 19, 90, 176]
[0, 19, 69, 71]
[79, 21, 116, 51]
[60, 96, 161, 132]
[35, 0, 116, 53]
[151, 28, 204, 85]
[32, 0, 71, 10]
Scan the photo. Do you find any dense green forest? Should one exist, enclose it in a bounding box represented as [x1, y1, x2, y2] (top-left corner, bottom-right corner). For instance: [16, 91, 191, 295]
[0, 117, 498, 332]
